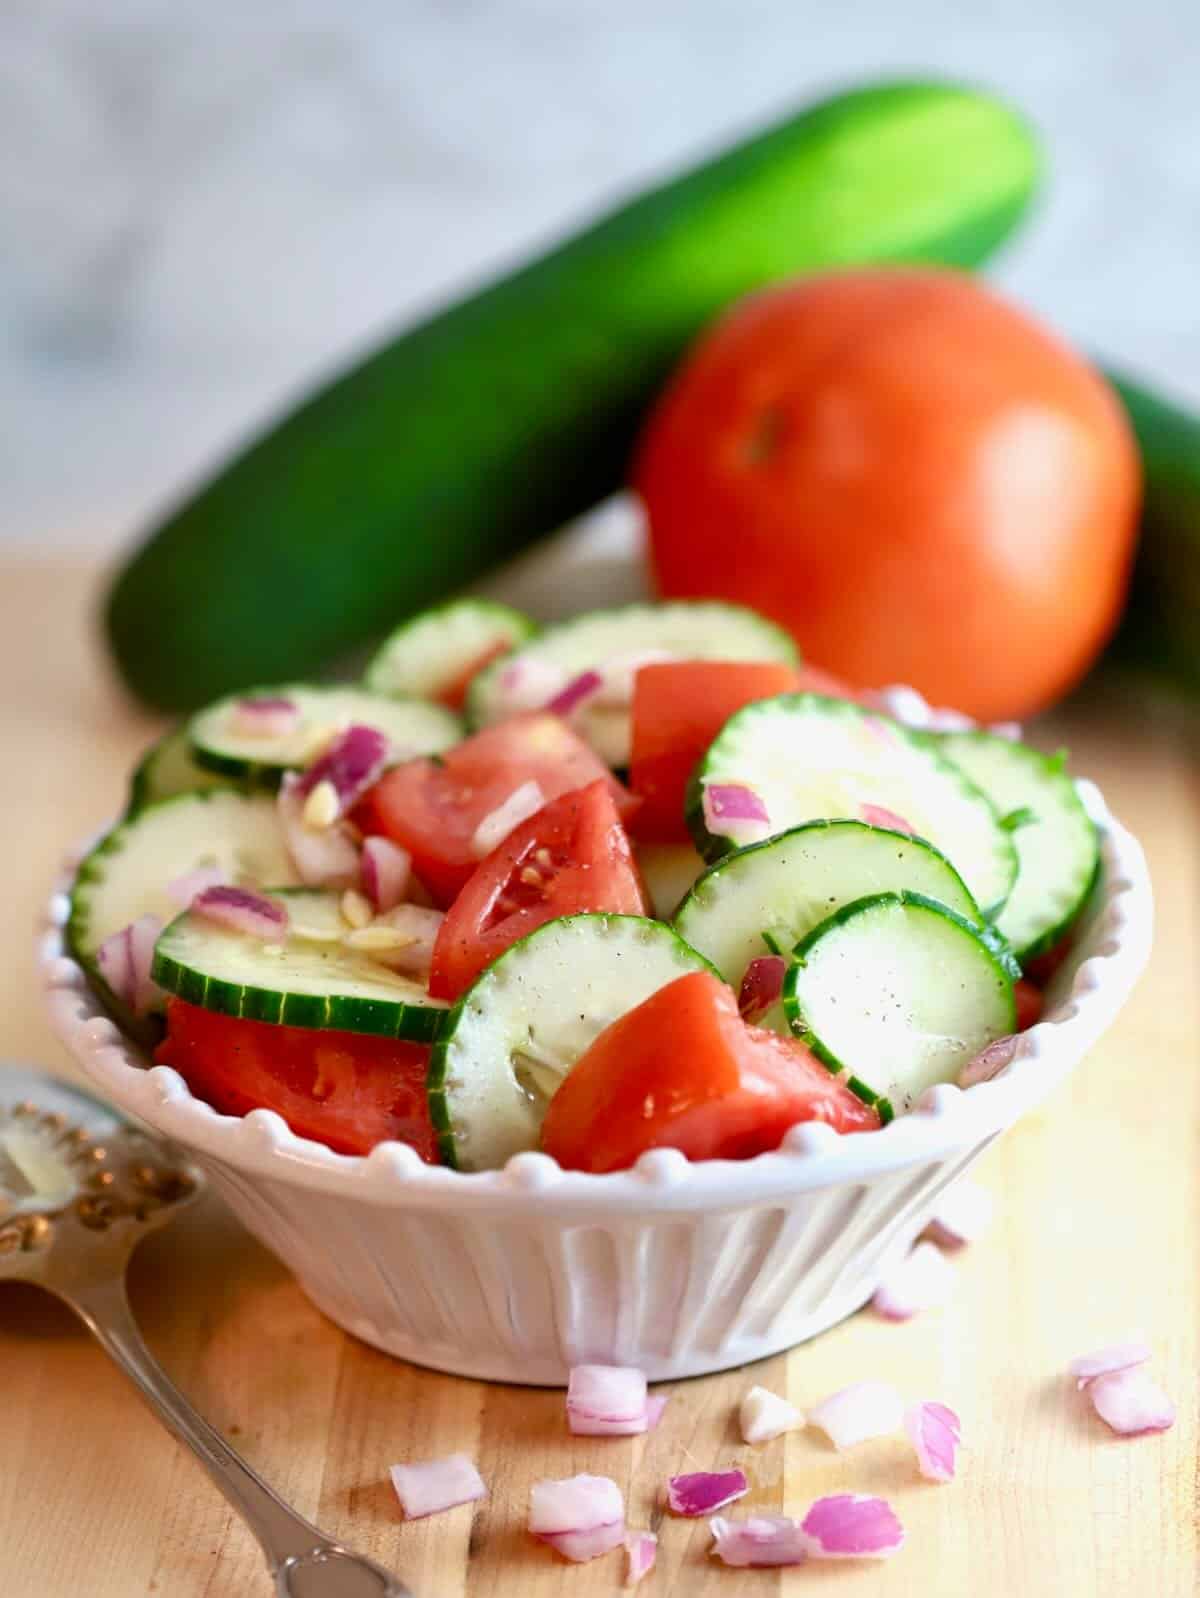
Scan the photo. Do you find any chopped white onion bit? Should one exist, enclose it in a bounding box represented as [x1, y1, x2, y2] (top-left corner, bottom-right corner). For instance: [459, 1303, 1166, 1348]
[872, 1241, 955, 1321]
[529, 1474, 624, 1537]
[710, 1516, 808, 1568]
[567, 1364, 652, 1436]
[278, 774, 361, 889]
[1086, 1367, 1176, 1437]
[739, 1384, 803, 1445]
[471, 780, 546, 859]
[623, 1531, 658, 1586]
[924, 1179, 995, 1248]
[807, 1381, 904, 1450]
[904, 1401, 962, 1482]
[96, 914, 163, 1017]
[389, 1453, 487, 1519]
[799, 1494, 905, 1560]
[1068, 1341, 1152, 1389]
[191, 885, 289, 943]
[166, 863, 227, 907]
[360, 836, 412, 913]
[666, 1469, 748, 1517]
[230, 695, 301, 740]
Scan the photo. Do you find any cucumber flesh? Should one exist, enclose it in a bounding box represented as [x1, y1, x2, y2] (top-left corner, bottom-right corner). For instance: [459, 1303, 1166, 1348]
[935, 730, 1099, 960]
[188, 685, 460, 782]
[467, 601, 798, 766]
[127, 726, 234, 814]
[690, 694, 1016, 916]
[634, 841, 707, 919]
[428, 913, 715, 1170]
[674, 819, 980, 989]
[152, 889, 445, 1042]
[784, 890, 1016, 1116]
[365, 599, 536, 702]
[68, 791, 301, 1010]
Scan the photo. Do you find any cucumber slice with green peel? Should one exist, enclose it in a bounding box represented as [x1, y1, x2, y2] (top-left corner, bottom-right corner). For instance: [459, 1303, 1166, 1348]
[188, 685, 461, 784]
[783, 890, 1016, 1117]
[466, 601, 798, 765]
[127, 726, 236, 814]
[364, 599, 537, 702]
[68, 791, 301, 1012]
[934, 730, 1099, 961]
[428, 913, 717, 1171]
[674, 819, 980, 989]
[689, 694, 1016, 916]
[152, 888, 447, 1041]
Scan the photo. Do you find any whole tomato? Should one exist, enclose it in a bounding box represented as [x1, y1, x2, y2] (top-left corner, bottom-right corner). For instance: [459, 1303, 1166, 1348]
[634, 268, 1141, 720]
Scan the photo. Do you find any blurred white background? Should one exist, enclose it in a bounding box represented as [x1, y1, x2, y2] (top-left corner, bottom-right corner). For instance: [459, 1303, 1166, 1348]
[2, 0, 1196, 556]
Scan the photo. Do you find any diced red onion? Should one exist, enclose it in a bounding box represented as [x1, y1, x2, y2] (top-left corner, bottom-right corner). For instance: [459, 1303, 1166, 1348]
[709, 1516, 808, 1568]
[924, 1179, 994, 1248]
[904, 1401, 962, 1482]
[191, 885, 289, 943]
[566, 1364, 651, 1436]
[389, 1453, 487, 1519]
[278, 774, 361, 888]
[296, 724, 390, 813]
[357, 904, 445, 978]
[1069, 1342, 1152, 1389]
[546, 669, 604, 718]
[872, 1241, 955, 1321]
[230, 695, 301, 740]
[471, 780, 546, 858]
[624, 1531, 657, 1586]
[702, 783, 771, 847]
[167, 863, 227, 907]
[958, 1033, 1019, 1088]
[666, 1469, 748, 1517]
[807, 1381, 904, 1450]
[738, 956, 787, 1023]
[540, 1521, 627, 1563]
[1086, 1367, 1175, 1436]
[360, 836, 411, 913]
[860, 803, 917, 836]
[529, 1474, 624, 1537]
[96, 914, 163, 1016]
[739, 1384, 803, 1445]
[799, 1494, 905, 1560]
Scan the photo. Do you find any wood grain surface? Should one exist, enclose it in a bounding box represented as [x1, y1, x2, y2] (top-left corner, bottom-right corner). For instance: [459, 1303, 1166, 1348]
[0, 559, 1195, 1597]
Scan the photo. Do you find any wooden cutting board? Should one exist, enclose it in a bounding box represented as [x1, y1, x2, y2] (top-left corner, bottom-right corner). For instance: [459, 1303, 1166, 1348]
[0, 558, 1195, 1597]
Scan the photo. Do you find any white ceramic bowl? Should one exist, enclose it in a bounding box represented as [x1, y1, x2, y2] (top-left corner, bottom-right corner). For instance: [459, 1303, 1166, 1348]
[40, 722, 1151, 1384]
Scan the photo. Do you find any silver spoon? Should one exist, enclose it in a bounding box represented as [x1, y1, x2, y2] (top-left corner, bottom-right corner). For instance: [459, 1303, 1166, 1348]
[0, 1067, 411, 1597]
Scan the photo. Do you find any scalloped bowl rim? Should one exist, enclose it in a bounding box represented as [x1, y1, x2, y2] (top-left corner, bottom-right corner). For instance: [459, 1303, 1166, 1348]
[40, 698, 1152, 1216]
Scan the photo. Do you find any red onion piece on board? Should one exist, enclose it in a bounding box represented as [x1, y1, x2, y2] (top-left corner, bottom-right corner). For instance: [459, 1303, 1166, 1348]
[191, 886, 289, 943]
[541, 1521, 627, 1563]
[740, 1384, 803, 1444]
[800, 1494, 905, 1559]
[546, 669, 604, 718]
[1068, 1342, 1152, 1388]
[566, 1364, 657, 1436]
[1086, 1367, 1175, 1436]
[904, 1401, 962, 1482]
[701, 783, 771, 847]
[666, 1470, 748, 1517]
[278, 774, 361, 889]
[807, 1381, 904, 1450]
[624, 1531, 657, 1585]
[709, 1516, 808, 1568]
[96, 914, 163, 1016]
[738, 956, 787, 1023]
[872, 1242, 955, 1321]
[529, 1474, 624, 1537]
[360, 836, 412, 913]
[389, 1453, 487, 1519]
[296, 724, 390, 813]
[230, 695, 301, 740]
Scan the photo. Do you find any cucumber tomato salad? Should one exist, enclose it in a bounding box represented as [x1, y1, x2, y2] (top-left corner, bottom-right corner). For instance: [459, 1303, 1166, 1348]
[68, 598, 1098, 1172]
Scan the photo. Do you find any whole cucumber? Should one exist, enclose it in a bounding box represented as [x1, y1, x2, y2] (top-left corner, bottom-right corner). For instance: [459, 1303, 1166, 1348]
[107, 80, 1040, 709]
[1106, 372, 1200, 692]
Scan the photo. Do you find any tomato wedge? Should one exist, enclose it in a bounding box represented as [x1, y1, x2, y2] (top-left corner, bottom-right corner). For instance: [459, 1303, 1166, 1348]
[541, 970, 879, 1172]
[354, 712, 639, 905]
[429, 780, 647, 1002]
[156, 999, 438, 1160]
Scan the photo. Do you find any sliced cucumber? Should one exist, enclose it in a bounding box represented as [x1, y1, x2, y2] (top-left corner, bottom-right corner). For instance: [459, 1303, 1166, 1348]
[127, 726, 236, 814]
[674, 819, 980, 990]
[188, 685, 461, 783]
[428, 913, 715, 1170]
[364, 598, 536, 702]
[634, 841, 707, 919]
[934, 730, 1099, 960]
[152, 888, 446, 1041]
[690, 695, 1016, 916]
[466, 601, 798, 766]
[783, 890, 1016, 1117]
[68, 791, 301, 1014]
